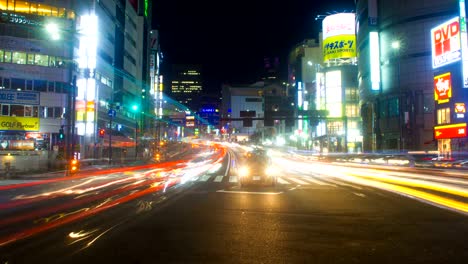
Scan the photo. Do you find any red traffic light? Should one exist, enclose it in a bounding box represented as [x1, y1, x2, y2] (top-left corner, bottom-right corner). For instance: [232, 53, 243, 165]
[99, 128, 105, 137]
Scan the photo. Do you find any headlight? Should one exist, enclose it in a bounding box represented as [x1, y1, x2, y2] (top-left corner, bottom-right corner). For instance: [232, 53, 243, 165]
[265, 167, 276, 176]
[239, 166, 250, 177]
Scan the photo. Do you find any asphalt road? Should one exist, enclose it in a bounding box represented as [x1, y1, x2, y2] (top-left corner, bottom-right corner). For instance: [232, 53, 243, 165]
[0, 147, 467, 264]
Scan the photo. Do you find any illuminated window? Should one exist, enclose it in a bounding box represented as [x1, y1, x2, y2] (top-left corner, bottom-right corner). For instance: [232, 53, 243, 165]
[15, 1, 30, 13]
[34, 54, 49, 66]
[27, 53, 34, 64]
[24, 105, 33, 117]
[0, 50, 3, 63]
[437, 108, 450, 124]
[12, 52, 26, 64]
[7, 0, 13, 11]
[325, 71, 342, 117]
[30, 2, 37, 14]
[348, 121, 358, 129]
[345, 104, 358, 117]
[345, 88, 358, 101]
[3, 51, 11, 63]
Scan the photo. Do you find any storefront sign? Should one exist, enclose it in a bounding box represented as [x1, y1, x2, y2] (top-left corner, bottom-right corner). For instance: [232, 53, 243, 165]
[455, 102, 466, 118]
[0, 117, 39, 131]
[434, 123, 467, 139]
[0, 90, 40, 105]
[434, 72, 452, 103]
[0, 12, 42, 27]
[431, 17, 461, 68]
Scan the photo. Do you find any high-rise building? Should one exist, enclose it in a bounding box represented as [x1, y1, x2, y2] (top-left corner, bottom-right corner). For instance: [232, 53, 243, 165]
[356, 0, 466, 156]
[171, 64, 203, 111]
[0, 0, 151, 171]
[288, 14, 361, 153]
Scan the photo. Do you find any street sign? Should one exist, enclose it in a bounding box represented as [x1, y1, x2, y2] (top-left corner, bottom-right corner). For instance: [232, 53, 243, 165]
[108, 109, 116, 117]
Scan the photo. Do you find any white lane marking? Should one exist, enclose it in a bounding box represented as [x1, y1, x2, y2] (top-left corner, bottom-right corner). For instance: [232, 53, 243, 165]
[353, 192, 367, 198]
[277, 177, 291, 184]
[200, 175, 212, 182]
[214, 176, 224, 182]
[225, 151, 232, 177]
[300, 177, 331, 186]
[326, 178, 363, 190]
[216, 190, 283, 195]
[287, 177, 311, 185]
[229, 176, 238, 183]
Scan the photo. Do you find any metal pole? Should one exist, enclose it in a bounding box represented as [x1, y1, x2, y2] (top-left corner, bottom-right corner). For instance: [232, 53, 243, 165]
[70, 76, 76, 160]
[135, 120, 138, 160]
[109, 115, 112, 165]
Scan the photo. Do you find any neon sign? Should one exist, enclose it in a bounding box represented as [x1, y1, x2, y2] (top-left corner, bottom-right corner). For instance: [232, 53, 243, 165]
[431, 17, 461, 68]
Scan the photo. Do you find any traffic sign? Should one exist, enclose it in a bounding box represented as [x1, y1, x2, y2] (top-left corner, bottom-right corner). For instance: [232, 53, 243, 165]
[108, 109, 116, 117]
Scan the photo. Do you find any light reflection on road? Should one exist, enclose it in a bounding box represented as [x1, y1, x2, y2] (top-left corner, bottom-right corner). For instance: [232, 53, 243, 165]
[0, 144, 227, 246]
[275, 155, 468, 214]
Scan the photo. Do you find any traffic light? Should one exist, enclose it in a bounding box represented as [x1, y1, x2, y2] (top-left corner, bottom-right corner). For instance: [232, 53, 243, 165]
[59, 126, 65, 140]
[69, 159, 79, 174]
[99, 128, 105, 138]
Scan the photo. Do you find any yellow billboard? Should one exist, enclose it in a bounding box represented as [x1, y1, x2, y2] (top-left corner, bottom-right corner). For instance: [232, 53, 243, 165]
[323, 35, 357, 61]
[0, 116, 40, 131]
[322, 13, 357, 62]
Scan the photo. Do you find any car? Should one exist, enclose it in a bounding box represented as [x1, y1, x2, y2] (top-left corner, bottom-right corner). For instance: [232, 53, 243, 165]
[238, 150, 277, 187]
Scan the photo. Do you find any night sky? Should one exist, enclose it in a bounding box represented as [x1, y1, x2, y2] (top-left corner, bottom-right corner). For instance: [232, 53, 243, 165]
[152, 0, 356, 94]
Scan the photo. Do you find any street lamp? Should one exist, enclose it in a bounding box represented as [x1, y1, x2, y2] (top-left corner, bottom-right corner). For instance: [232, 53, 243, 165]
[45, 21, 76, 163]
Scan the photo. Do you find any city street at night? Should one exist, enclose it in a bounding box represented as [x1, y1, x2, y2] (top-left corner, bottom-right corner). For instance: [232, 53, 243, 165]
[0, 144, 467, 263]
[1, 0, 468, 263]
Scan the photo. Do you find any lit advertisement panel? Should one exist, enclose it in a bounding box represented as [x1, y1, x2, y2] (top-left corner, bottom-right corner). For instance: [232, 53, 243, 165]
[369, 31, 381, 90]
[460, 0, 468, 87]
[434, 72, 452, 103]
[431, 17, 461, 69]
[455, 102, 466, 113]
[322, 13, 356, 62]
[325, 70, 342, 117]
[434, 123, 467, 139]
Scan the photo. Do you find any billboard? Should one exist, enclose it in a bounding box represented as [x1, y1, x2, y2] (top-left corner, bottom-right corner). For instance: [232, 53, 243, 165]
[0, 117, 39, 131]
[322, 13, 356, 62]
[434, 72, 452, 103]
[434, 123, 467, 139]
[431, 17, 461, 68]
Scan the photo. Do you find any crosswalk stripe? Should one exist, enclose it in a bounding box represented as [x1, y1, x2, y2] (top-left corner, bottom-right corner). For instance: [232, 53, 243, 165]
[277, 177, 291, 184]
[300, 177, 330, 185]
[287, 177, 310, 185]
[229, 176, 238, 183]
[214, 176, 224, 182]
[200, 175, 212, 182]
[326, 178, 363, 190]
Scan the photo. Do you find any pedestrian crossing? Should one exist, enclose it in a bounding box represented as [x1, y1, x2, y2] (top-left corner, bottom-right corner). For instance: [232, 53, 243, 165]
[186, 174, 359, 188]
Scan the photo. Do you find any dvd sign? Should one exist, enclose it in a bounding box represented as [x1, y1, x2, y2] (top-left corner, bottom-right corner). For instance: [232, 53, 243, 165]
[431, 17, 461, 68]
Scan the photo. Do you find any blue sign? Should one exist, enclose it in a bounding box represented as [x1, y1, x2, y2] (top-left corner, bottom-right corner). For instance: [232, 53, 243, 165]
[108, 109, 116, 117]
[0, 90, 40, 105]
